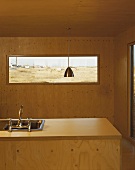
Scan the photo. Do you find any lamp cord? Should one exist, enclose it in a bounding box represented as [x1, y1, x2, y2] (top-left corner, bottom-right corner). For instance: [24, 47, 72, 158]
[67, 28, 71, 67]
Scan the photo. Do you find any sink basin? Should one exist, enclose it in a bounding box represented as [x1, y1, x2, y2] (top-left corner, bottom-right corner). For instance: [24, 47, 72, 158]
[0, 119, 45, 132]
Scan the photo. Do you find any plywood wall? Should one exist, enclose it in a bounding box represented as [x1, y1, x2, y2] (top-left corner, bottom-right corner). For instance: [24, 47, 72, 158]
[114, 26, 135, 137]
[0, 37, 114, 123]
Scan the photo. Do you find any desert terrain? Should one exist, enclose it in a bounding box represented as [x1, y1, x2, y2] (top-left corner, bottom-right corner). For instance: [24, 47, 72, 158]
[9, 66, 98, 83]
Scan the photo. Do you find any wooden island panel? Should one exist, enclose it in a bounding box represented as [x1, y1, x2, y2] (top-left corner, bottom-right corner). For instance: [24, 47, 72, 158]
[0, 118, 121, 170]
[0, 139, 121, 170]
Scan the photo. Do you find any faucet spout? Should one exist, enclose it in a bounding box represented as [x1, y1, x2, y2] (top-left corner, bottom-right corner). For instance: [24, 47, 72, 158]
[17, 105, 23, 127]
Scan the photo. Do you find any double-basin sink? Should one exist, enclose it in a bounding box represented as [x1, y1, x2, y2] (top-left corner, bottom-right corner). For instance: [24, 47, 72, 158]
[0, 118, 45, 132]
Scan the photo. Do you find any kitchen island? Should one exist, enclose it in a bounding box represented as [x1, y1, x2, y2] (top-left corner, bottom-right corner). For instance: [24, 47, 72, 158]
[0, 118, 121, 170]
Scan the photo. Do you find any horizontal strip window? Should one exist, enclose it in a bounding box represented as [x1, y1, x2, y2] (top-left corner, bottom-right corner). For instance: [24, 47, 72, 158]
[7, 55, 100, 84]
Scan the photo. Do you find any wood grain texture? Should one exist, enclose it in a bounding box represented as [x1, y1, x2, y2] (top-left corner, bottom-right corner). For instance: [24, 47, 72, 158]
[0, 142, 6, 170]
[0, 119, 121, 170]
[0, 139, 121, 170]
[114, 26, 135, 140]
[122, 138, 135, 170]
[0, 0, 134, 37]
[0, 37, 114, 123]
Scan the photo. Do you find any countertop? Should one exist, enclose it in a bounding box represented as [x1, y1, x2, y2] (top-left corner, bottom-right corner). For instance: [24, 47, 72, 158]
[0, 118, 122, 139]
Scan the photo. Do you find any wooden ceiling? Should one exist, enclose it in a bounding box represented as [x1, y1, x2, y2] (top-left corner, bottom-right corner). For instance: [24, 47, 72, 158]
[0, 0, 135, 37]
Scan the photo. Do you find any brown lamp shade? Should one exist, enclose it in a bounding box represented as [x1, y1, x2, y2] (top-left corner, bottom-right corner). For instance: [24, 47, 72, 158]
[64, 67, 74, 77]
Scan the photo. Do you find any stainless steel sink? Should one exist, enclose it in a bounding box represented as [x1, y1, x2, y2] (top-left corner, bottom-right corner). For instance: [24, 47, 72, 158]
[0, 105, 45, 132]
[0, 119, 45, 132]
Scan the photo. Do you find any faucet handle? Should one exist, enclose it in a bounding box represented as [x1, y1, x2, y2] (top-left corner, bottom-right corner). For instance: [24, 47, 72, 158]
[8, 118, 12, 132]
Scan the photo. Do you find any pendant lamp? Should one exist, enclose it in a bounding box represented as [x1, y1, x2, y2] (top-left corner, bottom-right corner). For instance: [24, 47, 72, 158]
[64, 28, 74, 77]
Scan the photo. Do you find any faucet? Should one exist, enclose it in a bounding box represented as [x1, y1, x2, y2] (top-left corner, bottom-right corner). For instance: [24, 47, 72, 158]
[17, 105, 23, 127]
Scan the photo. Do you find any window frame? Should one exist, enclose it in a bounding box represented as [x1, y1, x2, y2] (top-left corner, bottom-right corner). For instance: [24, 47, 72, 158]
[7, 54, 100, 85]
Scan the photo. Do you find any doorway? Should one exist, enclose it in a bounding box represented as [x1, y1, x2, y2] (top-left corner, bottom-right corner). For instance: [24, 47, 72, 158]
[130, 44, 135, 138]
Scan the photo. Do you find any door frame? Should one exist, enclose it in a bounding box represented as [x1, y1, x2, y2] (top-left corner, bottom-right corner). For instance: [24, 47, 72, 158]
[127, 42, 135, 137]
